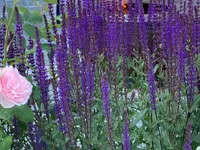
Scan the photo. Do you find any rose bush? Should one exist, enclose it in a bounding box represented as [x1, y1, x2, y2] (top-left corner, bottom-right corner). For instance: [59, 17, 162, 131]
[0, 66, 32, 108]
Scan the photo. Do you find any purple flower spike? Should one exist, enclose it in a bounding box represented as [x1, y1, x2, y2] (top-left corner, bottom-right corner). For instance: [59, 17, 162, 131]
[27, 37, 34, 66]
[35, 27, 50, 120]
[102, 74, 111, 121]
[55, 41, 74, 145]
[27, 37, 37, 80]
[123, 109, 131, 150]
[15, 7, 26, 76]
[43, 14, 63, 129]
[187, 56, 197, 102]
[0, 26, 6, 66]
[184, 122, 192, 150]
[48, 4, 58, 38]
[101, 73, 114, 149]
[7, 33, 15, 66]
[0, 5, 6, 66]
[147, 62, 157, 110]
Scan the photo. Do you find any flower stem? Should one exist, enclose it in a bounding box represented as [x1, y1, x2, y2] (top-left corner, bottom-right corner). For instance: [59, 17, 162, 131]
[154, 111, 163, 150]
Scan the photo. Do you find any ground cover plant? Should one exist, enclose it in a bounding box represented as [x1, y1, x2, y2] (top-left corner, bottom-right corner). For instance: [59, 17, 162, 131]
[0, 0, 200, 149]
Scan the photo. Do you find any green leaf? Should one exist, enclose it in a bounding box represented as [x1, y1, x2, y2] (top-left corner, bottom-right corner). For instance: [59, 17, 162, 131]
[0, 108, 13, 122]
[23, 24, 43, 39]
[2, 57, 21, 65]
[7, 7, 24, 24]
[23, 10, 43, 24]
[18, 6, 30, 14]
[0, 127, 3, 136]
[192, 134, 200, 142]
[11, 105, 34, 122]
[143, 131, 153, 142]
[33, 86, 41, 101]
[55, 15, 62, 22]
[23, 24, 36, 38]
[161, 130, 171, 146]
[42, 43, 55, 51]
[25, 48, 36, 56]
[154, 138, 161, 150]
[153, 64, 159, 73]
[0, 136, 13, 150]
[43, 0, 57, 4]
[190, 94, 200, 112]
[131, 108, 148, 126]
[6, 7, 17, 24]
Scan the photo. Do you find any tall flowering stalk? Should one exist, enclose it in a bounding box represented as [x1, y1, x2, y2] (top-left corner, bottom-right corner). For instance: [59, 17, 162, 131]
[101, 73, 114, 149]
[55, 41, 74, 145]
[43, 14, 62, 129]
[27, 37, 33, 63]
[184, 122, 192, 150]
[60, 0, 65, 15]
[194, 6, 200, 54]
[48, 4, 58, 38]
[147, 62, 157, 110]
[68, 5, 82, 120]
[121, 14, 129, 104]
[7, 32, 15, 65]
[187, 0, 197, 106]
[81, 59, 95, 140]
[123, 109, 131, 150]
[138, 0, 157, 110]
[35, 27, 50, 120]
[81, 59, 88, 131]
[178, 14, 187, 84]
[0, 5, 6, 67]
[31, 122, 47, 150]
[15, 7, 26, 76]
[187, 55, 197, 104]
[27, 37, 37, 80]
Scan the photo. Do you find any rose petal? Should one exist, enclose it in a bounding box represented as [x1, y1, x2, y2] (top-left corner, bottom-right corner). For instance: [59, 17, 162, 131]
[0, 91, 15, 108]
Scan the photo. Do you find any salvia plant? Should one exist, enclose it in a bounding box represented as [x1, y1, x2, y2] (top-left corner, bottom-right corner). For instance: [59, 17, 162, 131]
[0, 0, 200, 150]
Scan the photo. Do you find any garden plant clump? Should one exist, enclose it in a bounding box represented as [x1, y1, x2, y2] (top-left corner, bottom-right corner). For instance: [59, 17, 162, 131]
[0, 0, 200, 149]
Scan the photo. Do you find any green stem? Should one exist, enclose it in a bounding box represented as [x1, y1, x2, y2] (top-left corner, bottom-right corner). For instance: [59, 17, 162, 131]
[3, 0, 19, 66]
[154, 111, 163, 150]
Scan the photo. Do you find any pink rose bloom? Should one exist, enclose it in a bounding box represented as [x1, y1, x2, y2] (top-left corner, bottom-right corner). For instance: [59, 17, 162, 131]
[0, 66, 32, 108]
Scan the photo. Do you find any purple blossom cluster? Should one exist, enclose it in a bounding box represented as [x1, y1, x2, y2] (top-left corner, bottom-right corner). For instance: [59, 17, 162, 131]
[123, 109, 131, 150]
[184, 122, 192, 150]
[0, 5, 6, 66]
[15, 7, 26, 76]
[101, 73, 114, 149]
[35, 27, 50, 120]
[1, 0, 200, 149]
